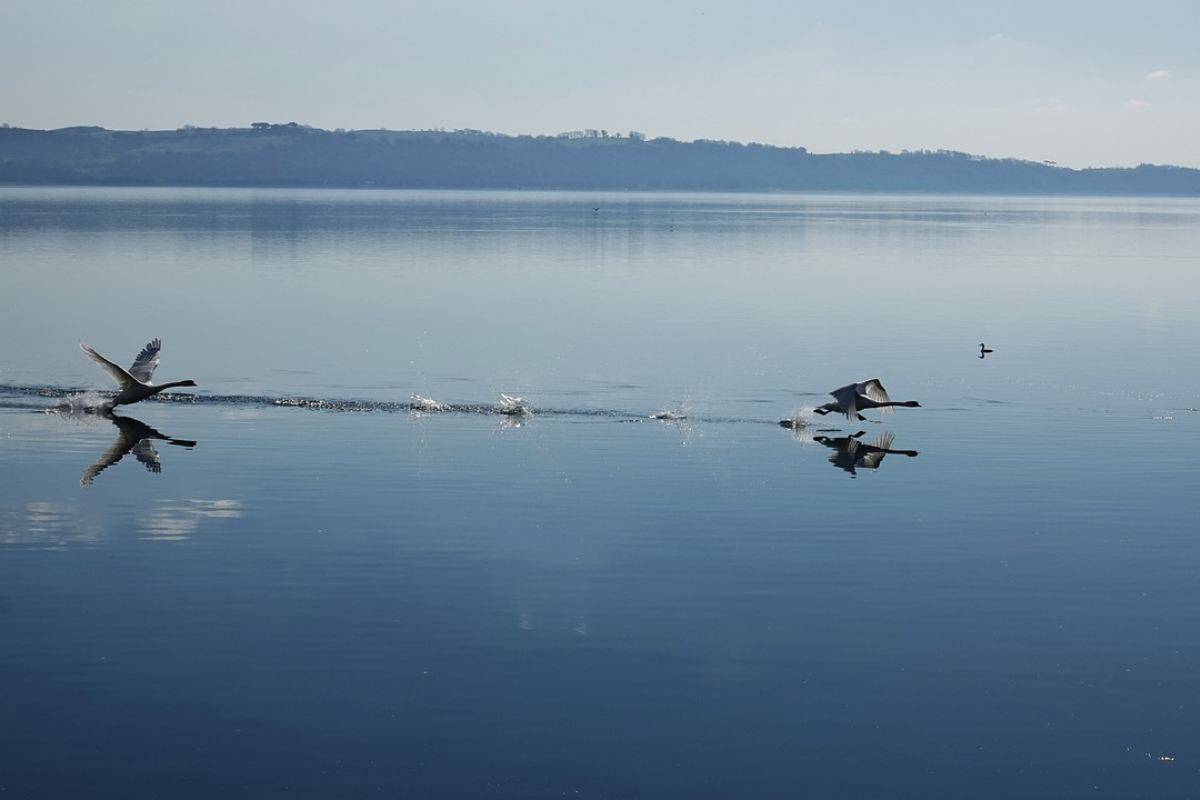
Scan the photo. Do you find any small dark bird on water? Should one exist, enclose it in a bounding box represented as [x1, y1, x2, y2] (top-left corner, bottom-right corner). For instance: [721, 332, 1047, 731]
[979, 343, 994, 359]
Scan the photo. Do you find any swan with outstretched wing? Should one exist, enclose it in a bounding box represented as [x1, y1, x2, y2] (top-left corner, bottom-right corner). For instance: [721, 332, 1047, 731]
[80, 339, 196, 410]
[814, 378, 919, 421]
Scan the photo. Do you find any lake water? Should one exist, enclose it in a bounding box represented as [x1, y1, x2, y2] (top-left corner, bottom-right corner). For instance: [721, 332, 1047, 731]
[1, 187, 1198, 798]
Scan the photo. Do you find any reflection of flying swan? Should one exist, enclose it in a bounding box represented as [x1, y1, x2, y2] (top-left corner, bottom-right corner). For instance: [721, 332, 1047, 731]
[81, 414, 197, 486]
[813, 431, 918, 477]
[812, 379, 920, 421]
[80, 339, 196, 410]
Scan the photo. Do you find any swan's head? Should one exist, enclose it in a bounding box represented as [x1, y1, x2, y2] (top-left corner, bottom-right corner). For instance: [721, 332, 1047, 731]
[902, 400, 921, 407]
[179, 380, 197, 387]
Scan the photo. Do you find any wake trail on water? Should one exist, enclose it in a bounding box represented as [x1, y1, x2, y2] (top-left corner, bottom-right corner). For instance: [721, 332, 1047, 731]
[0, 382, 779, 426]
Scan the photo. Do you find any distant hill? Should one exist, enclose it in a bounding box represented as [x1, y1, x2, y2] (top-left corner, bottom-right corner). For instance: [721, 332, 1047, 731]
[2, 123, 1198, 194]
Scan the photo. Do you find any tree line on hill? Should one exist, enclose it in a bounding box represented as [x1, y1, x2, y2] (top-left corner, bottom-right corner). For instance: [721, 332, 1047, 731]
[1, 123, 1197, 194]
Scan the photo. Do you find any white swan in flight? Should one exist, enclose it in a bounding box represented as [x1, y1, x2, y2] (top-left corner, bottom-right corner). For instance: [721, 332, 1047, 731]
[80, 339, 197, 409]
[812, 379, 920, 421]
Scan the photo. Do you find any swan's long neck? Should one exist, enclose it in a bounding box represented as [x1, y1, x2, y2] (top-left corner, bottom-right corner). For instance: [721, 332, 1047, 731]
[155, 380, 197, 392]
[879, 400, 920, 408]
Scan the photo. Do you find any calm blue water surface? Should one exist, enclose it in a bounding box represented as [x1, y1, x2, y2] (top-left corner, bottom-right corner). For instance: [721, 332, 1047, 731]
[1, 188, 1199, 798]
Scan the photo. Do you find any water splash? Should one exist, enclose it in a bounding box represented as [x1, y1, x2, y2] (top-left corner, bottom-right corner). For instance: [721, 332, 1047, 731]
[410, 394, 449, 413]
[497, 394, 531, 416]
[54, 391, 112, 414]
[777, 407, 817, 443]
[779, 406, 814, 430]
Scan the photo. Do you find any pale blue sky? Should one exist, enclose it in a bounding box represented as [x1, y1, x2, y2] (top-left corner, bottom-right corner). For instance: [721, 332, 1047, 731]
[2, 0, 1196, 166]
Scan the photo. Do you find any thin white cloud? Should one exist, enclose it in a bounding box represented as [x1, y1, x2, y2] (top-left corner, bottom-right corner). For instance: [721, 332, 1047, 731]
[1126, 98, 1150, 108]
[1146, 70, 1171, 80]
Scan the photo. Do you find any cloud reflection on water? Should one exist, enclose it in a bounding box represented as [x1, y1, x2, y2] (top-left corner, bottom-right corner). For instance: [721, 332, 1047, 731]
[7, 501, 108, 549]
[138, 499, 243, 542]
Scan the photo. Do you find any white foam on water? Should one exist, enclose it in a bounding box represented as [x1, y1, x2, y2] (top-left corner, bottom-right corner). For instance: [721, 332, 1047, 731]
[786, 406, 815, 427]
[781, 407, 816, 442]
[54, 391, 111, 414]
[497, 393, 531, 416]
[410, 394, 449, 413]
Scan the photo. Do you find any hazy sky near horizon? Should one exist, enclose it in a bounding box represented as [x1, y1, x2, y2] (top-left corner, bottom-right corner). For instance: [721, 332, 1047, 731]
[3, 0, 1197, 167]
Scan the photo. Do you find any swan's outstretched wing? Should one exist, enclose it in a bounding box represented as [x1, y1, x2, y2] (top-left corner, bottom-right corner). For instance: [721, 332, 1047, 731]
[829, 437, 860, 473]
[856, 378, 892, 414]
[131, 440, 162, 473]
[128, 339, 161, 383]
[855, 433, 894, 470]
[858, 449, 889, 470]
[80, 431, 136, 486]
[80, 342, 136, 389]
[830, 383, 860, 419]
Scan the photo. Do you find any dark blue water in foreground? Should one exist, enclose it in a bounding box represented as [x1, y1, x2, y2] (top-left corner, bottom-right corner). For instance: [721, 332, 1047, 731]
[2, 188, 1199, 798]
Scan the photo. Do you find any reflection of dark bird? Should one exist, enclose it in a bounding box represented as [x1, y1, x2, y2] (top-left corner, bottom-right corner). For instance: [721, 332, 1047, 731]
[979, 343, 994, 358]
[81, 413, 197, 486]
[812, 379, 920, 421]
[813, 431, 918, 477]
